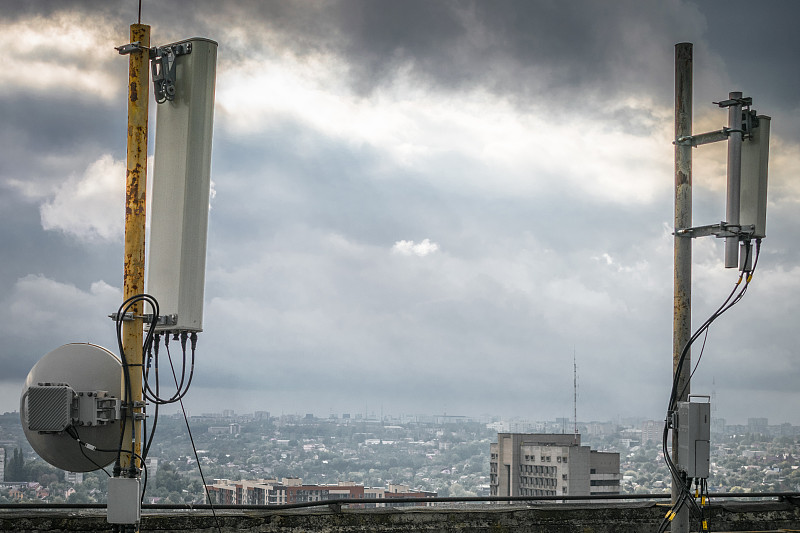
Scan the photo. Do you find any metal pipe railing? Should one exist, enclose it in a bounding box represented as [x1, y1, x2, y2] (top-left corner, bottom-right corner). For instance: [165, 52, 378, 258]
[1, 492, 798, 511]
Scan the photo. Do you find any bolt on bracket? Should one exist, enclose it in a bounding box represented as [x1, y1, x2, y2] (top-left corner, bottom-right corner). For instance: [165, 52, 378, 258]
[150, 42, 192, 103]
[108, 312, 178, 327]
[674, 96, 759, 146]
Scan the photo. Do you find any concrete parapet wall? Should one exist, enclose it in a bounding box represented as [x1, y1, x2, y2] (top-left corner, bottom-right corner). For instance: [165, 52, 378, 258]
[2, 500, 799, 532]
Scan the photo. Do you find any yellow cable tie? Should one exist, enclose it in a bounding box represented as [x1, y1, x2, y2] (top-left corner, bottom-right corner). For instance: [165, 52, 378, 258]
[695, 488, 699, 497]
[701, 495, 706, 506]
[746, 273, 753, 283]
[667, 510, 676, 521]
[702, 519, 708, 530]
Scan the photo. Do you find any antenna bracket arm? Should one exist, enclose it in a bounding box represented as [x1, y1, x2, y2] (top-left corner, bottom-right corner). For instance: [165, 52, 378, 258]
[674, 222, 755, 240]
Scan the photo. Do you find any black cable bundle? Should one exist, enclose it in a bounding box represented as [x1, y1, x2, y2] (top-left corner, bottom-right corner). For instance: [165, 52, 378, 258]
[60, 292, 220, 530]
[658, 240, 760, 533]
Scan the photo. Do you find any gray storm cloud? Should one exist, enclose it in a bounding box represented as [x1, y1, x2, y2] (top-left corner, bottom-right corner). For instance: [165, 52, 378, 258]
[1, 1, 798, 424]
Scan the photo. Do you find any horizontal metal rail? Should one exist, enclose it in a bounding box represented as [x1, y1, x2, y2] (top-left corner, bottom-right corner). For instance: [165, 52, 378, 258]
[1, 492, 798, 511]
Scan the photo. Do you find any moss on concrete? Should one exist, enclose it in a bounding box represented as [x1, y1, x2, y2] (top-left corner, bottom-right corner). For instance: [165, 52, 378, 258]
[1, 500, 799, 532]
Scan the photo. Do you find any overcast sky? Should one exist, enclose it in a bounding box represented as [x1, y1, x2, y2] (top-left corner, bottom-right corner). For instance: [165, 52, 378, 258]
[1, 1, 799, 425]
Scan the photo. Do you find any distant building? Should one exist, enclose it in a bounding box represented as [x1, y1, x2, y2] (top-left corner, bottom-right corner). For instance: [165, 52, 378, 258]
[727, 424, 748, 435]
[145, 457, 159, 481]
[381, 483, 437, 507]
[585, 422, 616, 436]
[206, 478, 436, 507]
[208, 424, 240, 435]
[64, 471, 84, 484]
[777, 422, 795, 437]
[748, 418, 769, 435]
[489, 433, 620, 498]
[555, 418, 571, 432]
[640, 420, 661, 445]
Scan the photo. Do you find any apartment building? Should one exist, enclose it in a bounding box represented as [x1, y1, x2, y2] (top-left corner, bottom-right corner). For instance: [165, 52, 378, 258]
[489, 433, 620, 497]
[206, 477, 436, 507]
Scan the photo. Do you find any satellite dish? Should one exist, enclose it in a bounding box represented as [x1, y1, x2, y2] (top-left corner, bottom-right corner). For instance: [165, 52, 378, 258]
[20, 343, 123, 472]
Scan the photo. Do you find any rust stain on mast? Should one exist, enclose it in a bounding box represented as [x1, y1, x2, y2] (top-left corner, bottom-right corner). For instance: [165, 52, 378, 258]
[121, 23, 150, 474]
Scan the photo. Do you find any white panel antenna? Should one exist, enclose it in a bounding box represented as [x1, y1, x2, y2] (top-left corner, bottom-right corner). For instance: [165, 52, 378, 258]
[147, 38, 218, 332]
[740, 115, 770, 239]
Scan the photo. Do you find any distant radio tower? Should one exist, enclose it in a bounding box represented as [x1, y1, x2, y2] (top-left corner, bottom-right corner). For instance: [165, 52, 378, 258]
[712, 376, 717, 413]
[573, 349, 578, 443]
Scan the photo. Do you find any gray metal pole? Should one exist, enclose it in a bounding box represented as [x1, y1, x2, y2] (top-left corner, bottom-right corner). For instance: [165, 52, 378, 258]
[725, 91, 743, 268]
[672, 42, 692, 533]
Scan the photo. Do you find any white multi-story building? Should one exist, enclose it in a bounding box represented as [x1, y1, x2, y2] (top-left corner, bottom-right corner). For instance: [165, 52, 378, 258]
[641, 420, 661, 445]
[64, 471, 84, 484]
[489, 433, 620, 497]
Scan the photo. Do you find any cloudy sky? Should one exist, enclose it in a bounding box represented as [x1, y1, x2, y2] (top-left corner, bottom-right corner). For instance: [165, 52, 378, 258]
[1, 1, 799, 425]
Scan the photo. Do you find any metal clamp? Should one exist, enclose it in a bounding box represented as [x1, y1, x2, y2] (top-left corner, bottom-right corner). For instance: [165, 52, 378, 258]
[674, 127, 747, 147]
[714, 96, 752, 108]
[675, 96, 759, 146]
[674, 222, 755, 240]
[115, 41, 148, 55]
[74, 391, 121, 427]
[150, 42, 192, 103]
[108, 312, 178, 327]
[675, 129, 729, 147]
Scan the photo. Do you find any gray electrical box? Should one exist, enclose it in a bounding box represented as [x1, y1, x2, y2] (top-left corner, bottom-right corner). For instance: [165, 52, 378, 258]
[740, 115, 770, 239]
[676, 400, 711, 478]
[107, 477, 141, 524]
[26, 384, 74, 432]
[147, 37, 218, 333]
[25, 384, 119, 433]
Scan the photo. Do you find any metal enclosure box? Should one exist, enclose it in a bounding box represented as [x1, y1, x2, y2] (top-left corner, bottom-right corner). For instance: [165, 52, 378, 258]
[107, 477, 141, 524]
[147, 38, 218, 332]
[740, 115, 770, 239]
[26, 384, 74, 432]
[676, 401, 710, 478]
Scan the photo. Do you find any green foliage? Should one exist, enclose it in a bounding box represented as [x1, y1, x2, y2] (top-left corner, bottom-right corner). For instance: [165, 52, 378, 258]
[4, 448, 25, 481]
[156, 461, 191, 493]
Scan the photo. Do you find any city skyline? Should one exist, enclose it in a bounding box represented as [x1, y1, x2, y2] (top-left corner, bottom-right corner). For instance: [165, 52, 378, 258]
[3, 404, 789, 431]
[1, 2, 800, 424]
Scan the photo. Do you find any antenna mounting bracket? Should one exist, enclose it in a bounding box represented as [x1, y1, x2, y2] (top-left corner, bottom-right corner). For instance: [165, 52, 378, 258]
[150, 42, 192, 103]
